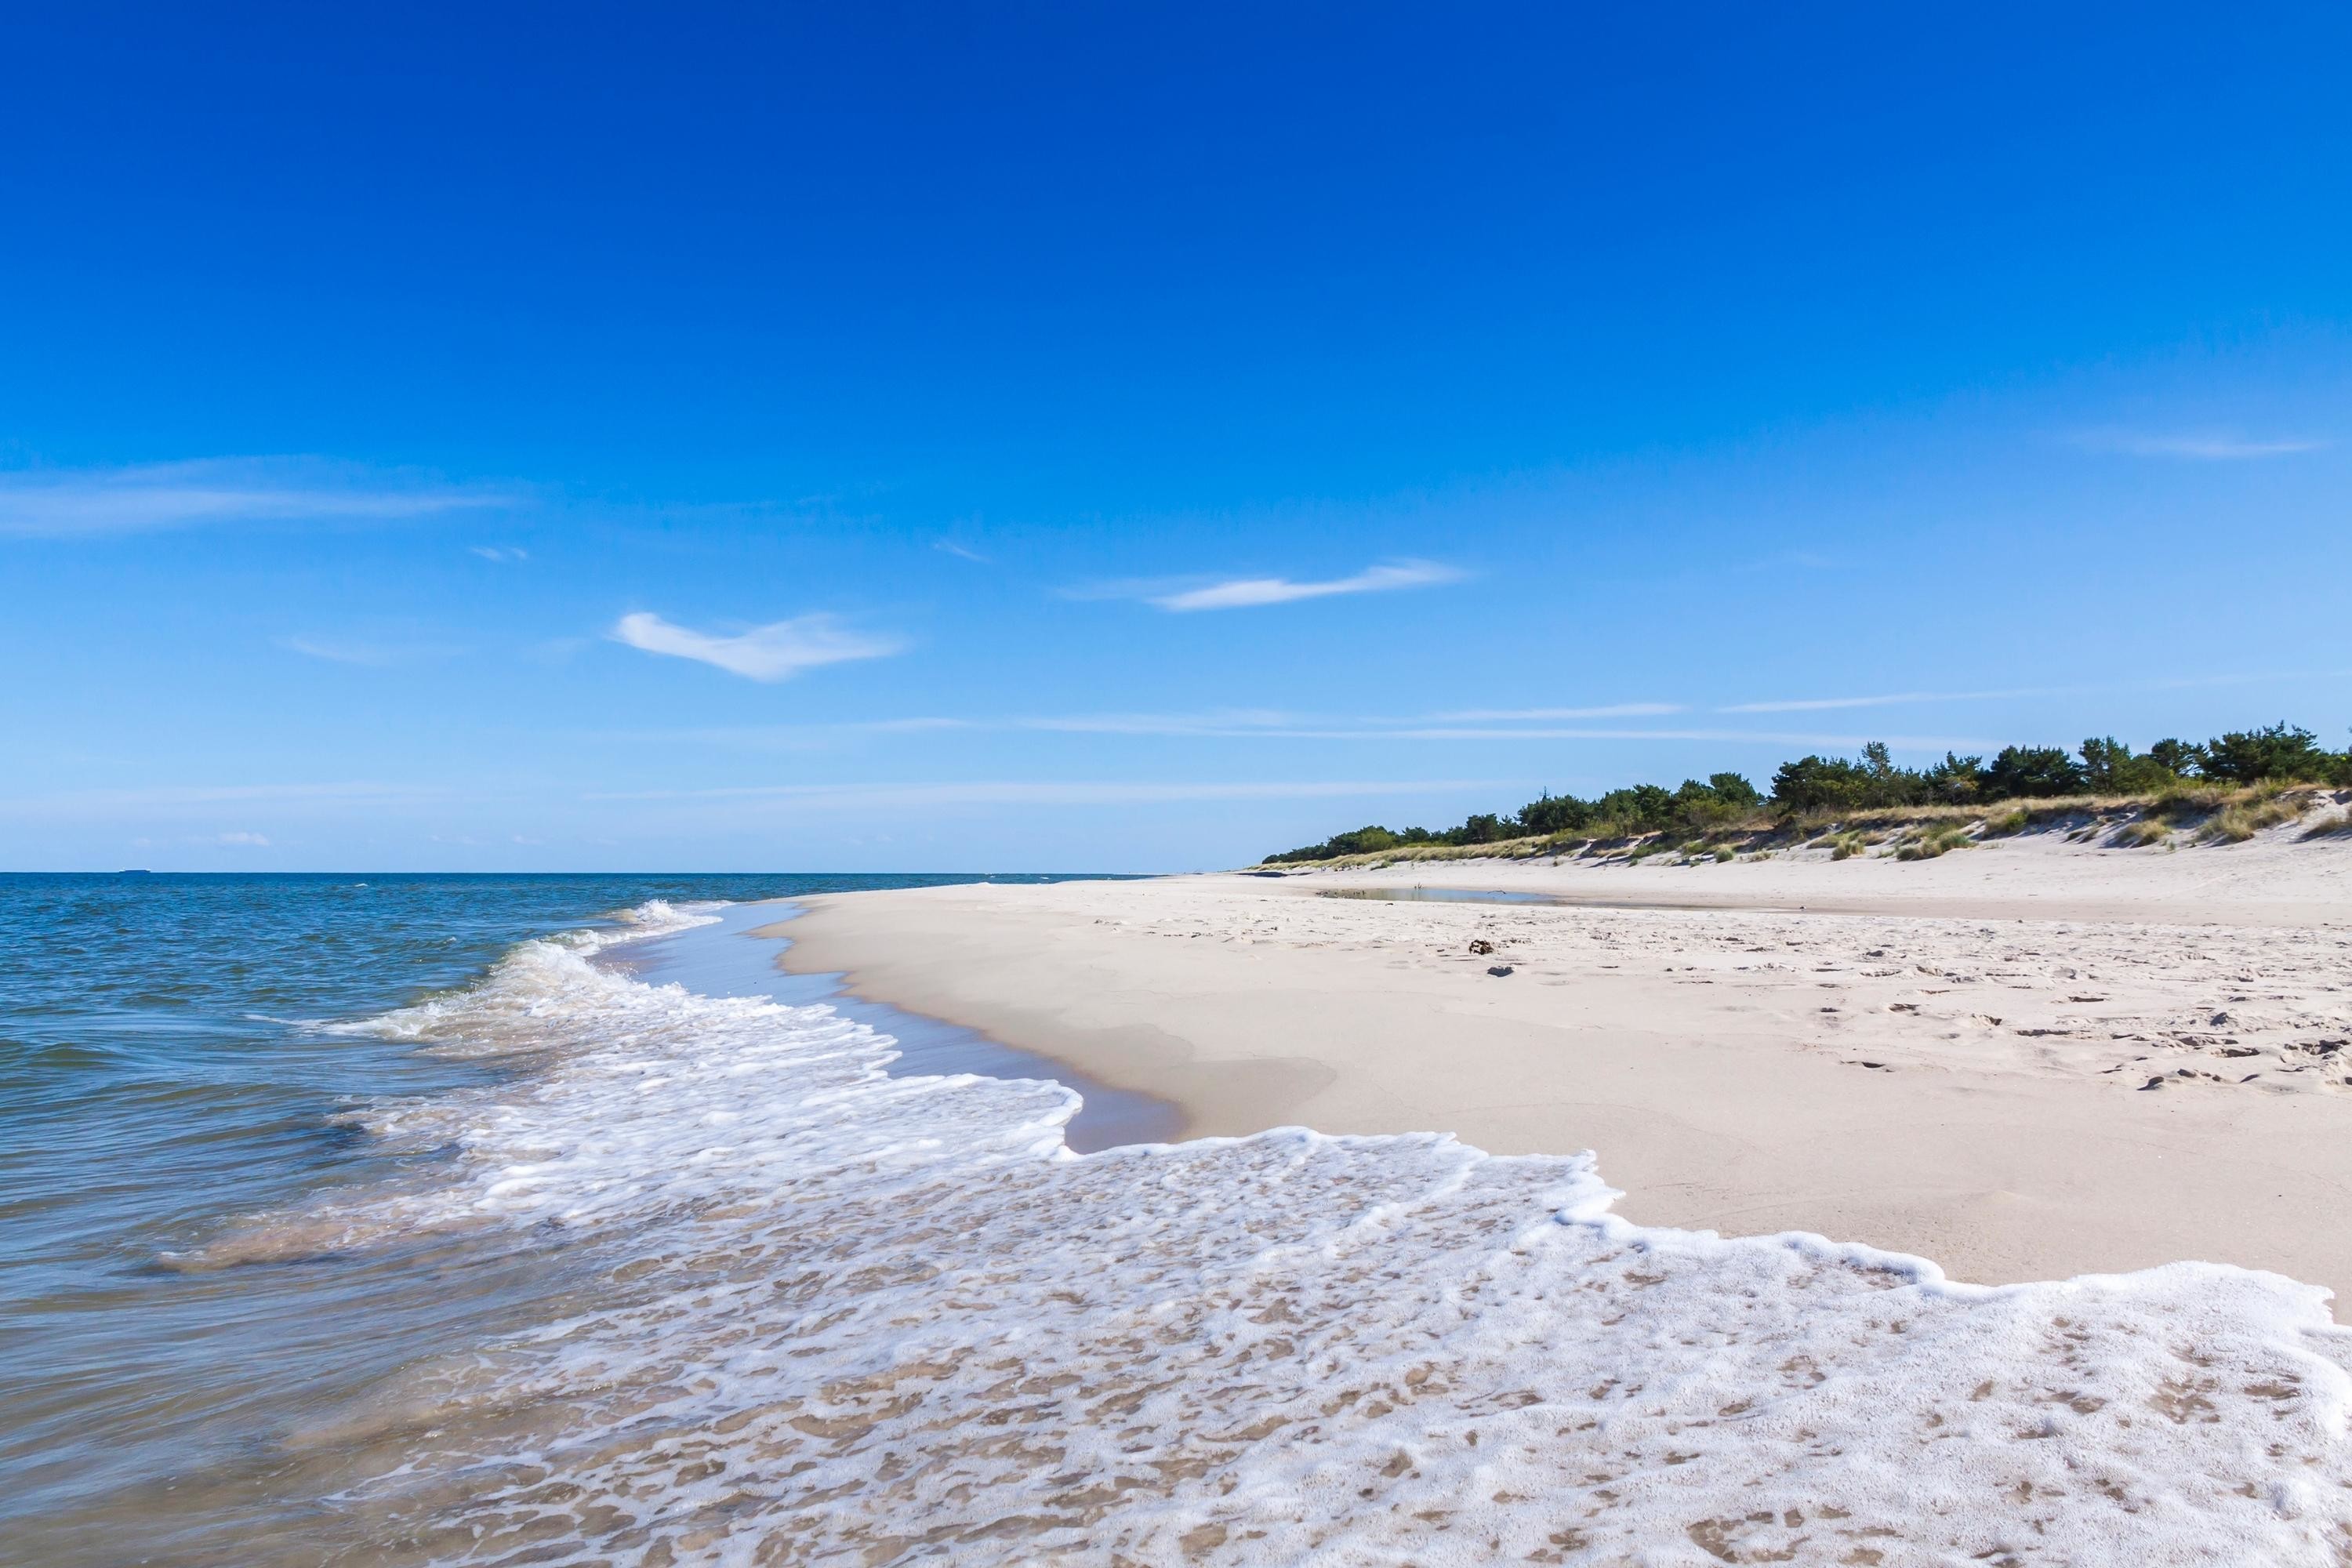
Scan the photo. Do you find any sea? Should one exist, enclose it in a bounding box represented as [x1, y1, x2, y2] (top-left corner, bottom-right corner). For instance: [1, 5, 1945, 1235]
[6, 871, 2352, 1566]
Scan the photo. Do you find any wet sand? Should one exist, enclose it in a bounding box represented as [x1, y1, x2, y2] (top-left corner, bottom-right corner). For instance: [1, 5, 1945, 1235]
[773, 824, 2352, 1306]
[636, 900, 1180, 1150]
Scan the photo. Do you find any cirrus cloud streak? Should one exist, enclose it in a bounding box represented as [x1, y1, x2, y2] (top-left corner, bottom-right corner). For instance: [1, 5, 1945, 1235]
[611, 611, 904, 682]
[0, 458, 514, 537]
[1149, 559, 1465, 612]
[2068, 429, 2331, 461]
[585, 778, 1501, 808]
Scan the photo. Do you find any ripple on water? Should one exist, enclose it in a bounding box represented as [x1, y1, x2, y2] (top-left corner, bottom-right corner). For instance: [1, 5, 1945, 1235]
[122, 909, 2352, 1566]
[13, 883, 2352, 1566]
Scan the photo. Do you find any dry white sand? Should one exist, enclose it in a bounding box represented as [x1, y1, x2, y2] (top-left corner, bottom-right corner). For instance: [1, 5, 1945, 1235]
[773, 816, 2352, 1306]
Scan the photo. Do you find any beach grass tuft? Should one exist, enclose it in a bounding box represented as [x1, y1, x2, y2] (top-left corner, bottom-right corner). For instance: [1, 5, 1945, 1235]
[2196, 796, 2303, 844]
[1896, 826, 1973, 861]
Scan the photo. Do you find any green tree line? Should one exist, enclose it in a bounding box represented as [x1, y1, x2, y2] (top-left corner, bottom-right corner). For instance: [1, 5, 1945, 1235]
[1264, 722, 2352, 864]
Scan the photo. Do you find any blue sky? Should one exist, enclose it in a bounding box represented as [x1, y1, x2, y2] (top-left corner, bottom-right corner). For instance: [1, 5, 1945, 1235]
[4, 3, 2348, 871]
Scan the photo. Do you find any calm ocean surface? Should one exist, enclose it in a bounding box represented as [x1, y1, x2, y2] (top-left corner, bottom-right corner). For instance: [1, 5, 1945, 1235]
[0, 872, 1115, 1563]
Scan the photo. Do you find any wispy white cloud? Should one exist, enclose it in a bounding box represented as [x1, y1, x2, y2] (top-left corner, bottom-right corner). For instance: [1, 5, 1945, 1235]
[1069, 561, 1468, 612]
[586, 778, 1501, 808]
[1149, 559, 1465, 612]
[470, 544, 529, 562]
[1719, 690, 2010, 714]
[935, 540, 991, 564]
[1207, 726, 1996, 750]
[1717, 666, 2352, 716]
[205, 830, 271, 847]
[1051, 710, 1982, 751]
[859, 716, 978, 733]
[0, 458, 512, 538]
[0, 781, 447, 818]
[2069, 429, 2330, 461]
[582, 717, 980, 753]
[279, 637, 383, 666]
[611, 611, 904, 682]
[527, 636, 593, 666]
[277, 634, 466, 667]
[611, 710, 1987, 752]
[1432, 703, 1684, 721]
[1015, 709, 1297, 735]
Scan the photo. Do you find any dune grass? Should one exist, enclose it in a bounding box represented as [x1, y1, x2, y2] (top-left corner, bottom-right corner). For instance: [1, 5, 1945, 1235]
[1895, 826, 1973, 861]
[2195, 793, 2306, 844]
[1250, 785, 2343, 870]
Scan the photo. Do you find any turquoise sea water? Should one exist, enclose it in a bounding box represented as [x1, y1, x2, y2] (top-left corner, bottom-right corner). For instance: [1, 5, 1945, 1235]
[0, 872, 1103, 1561]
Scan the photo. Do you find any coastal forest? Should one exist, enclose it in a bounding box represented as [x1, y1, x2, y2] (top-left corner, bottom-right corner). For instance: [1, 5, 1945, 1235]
[1265, 722, 2352, 863]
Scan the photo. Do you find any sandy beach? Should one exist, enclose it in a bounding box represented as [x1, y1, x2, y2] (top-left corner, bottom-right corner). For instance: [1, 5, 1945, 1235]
[775, 818, 2352, 1305]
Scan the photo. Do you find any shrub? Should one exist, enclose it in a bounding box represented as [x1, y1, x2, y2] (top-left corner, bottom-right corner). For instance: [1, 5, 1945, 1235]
[2201, 723, 2335, 785]
[2110, 817, 2172, 848]
[1267, 719, 2352, 865]
[1772, 756, 1861, 813]
[1672, 781, 1747, 830]
[1519, 793, 1591, 837]
[1708, 771, 1764, 808]
[2080, 736, 2178, 794]
[1981, 808, 2031, 837]
[1984, 745, 2087, 798]
[1265, 824, 1403, 863]
[1772, 743, 1925, 813]
[1921, 752, 1990, 804]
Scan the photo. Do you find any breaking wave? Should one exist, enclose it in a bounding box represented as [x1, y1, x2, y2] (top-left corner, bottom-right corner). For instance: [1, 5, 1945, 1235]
[228, 903, 2352, 1563]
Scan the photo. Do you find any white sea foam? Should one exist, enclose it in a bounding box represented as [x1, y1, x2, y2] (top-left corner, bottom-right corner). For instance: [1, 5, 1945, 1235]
[270, 903, 2352, 1563]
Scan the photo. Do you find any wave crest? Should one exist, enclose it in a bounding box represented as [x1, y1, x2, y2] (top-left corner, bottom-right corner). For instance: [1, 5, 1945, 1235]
[198, 904, 2352, 1563]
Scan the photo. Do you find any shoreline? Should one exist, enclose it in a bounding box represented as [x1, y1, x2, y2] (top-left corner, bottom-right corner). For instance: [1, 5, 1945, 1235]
[394, 888, 2352, 1557]
[775, 830, 2352, 1308]
[712, 902, 1183, 1150]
